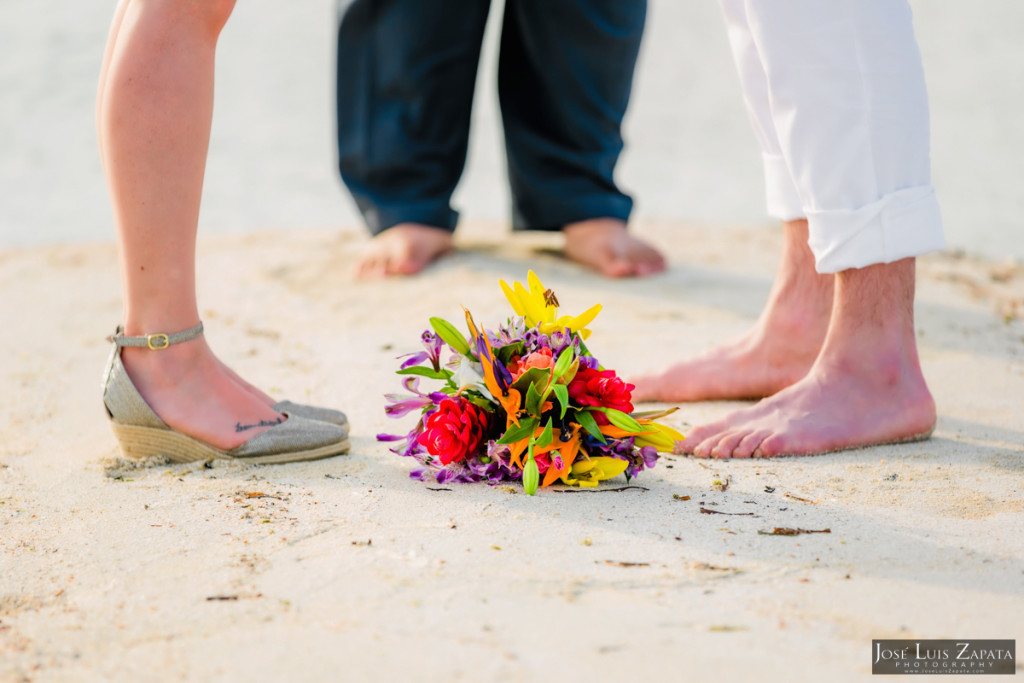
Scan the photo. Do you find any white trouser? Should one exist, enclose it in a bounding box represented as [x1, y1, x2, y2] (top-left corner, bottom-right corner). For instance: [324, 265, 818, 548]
[720, 0, 945, 273]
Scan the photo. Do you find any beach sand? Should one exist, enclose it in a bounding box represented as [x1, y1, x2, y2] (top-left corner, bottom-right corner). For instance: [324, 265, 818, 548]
[2, 221, 1022, 681]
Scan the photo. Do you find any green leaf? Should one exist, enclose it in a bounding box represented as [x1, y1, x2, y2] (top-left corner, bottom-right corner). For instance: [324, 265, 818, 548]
[429, 317, 471, 355]
[396, 366, 452, 380]
[574, 409, 606, 444]
[552, 347, 575, 378]
[535, 419, 554, 449]
[632, 407, 679, 421]
[496, 417, 538, 445]
[511, 366, 551, 394]
[552, 384, 569, 419]
[601, 408, 645, 433]
[525, 381, 543, 416]
[463, 393, 495, 411]
[495, 340, 525, 366]
[554, 359, 579, 385]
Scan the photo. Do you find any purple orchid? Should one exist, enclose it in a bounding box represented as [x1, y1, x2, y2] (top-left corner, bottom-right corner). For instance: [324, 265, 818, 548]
[397, 330, 445, 371]
[495, 317, 527, 345]
[383, 376, 448, 418]
[547, 328, 582, 357]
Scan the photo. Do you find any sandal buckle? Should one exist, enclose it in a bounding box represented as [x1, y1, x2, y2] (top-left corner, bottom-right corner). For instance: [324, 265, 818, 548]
[146, 333, 170, 350]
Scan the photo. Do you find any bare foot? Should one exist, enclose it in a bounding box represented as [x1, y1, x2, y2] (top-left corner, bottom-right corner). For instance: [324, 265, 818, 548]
[216, 360, 348, 426]
[678, 258, 936, 458]
[631, 220, 832, 402]
[355, 223, 454, 278]
[562, 218, 665, 278]
[121, 337, 285, 451]
[220, 361, 275, 405]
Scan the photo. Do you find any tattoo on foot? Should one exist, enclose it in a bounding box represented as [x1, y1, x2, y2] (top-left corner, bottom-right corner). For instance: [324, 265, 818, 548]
[235, 417, 284, 433]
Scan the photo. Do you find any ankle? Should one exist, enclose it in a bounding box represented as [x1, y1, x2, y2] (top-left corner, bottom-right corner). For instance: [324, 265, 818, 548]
[122, 317, 203, 339]
[121, 336, 210, 381]
[815, 324, 926, 391]
[563, 217, 627, 238]
[382, 223, 453, 239]
[757, 285, 833, 346]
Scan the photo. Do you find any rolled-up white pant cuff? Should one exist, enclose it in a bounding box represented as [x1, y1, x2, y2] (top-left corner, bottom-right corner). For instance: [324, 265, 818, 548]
[807, 186, 945, 274]
[763, 153, 804, 221]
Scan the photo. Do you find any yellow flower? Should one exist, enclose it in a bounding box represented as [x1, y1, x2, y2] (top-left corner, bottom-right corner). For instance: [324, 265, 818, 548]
[560, 456, 628, 488]
[627, 408, 685, 452]
[500, 271, 601, 340]
[632, 421, 686, 452]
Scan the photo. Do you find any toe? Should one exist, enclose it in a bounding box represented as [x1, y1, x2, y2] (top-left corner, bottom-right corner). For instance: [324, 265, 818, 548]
[709, 430, 747, 459]
[677, 432, 706, 455]
[384, 241, 420, 276]
[733, 429, 771, 458]
[753, 433, 788, 458]
[636, 261, 665, 277]
[693, 434, 725, 458]
[683, 419, 729, 447]
[355, 252, 385, 279]
[602, 256, 635, 278]
[389, 255, 423, 276]
[632, 246, 667, 276]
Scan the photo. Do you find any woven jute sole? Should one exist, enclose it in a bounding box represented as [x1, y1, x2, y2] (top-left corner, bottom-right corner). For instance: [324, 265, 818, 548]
[110, 421, 351, 465]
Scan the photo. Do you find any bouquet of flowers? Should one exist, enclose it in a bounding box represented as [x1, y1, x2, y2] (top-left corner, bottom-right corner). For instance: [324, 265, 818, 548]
[379, 271, 683, 495]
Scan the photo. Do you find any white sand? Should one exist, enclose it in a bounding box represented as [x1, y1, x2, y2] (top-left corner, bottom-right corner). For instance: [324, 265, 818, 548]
[2, 1, 1023, 678]
[1, 221, 1022, 681]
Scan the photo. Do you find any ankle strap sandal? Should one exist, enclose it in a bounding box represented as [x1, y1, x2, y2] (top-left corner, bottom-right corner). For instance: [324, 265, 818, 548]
[101, 323, 350, 464]
[106, 322, 347, 427]
[108, 322, 205, 350]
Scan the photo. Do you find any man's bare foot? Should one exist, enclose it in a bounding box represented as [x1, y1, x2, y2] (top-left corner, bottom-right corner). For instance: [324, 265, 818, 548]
[678, 258, 936, 458]
[356, 223, 454, 278]
[122, 337, 285, 451]
[631, 220, 833, 402]
[679, 362, 936, 458]
[562, 218, 665, 278]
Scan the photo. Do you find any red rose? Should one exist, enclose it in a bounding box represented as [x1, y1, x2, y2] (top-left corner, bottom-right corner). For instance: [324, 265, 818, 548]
[417, 398, 490, 465]
[533, 450, 552, 474]
[567, 367, 635, 425]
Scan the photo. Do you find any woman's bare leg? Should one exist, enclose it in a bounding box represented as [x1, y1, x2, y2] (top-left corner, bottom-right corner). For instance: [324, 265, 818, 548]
[99, 0, 284, 450]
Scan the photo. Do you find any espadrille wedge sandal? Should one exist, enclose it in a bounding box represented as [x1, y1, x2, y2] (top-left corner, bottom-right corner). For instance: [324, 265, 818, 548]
[272, 400, 348, 428]
[102, 323, 350, 464]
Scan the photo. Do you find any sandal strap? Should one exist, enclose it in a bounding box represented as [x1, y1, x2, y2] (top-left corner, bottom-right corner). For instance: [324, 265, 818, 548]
[109, 322, 204, 350]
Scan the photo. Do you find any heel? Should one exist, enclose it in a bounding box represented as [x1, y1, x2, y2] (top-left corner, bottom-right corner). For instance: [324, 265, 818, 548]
[109, 421, 222, 463]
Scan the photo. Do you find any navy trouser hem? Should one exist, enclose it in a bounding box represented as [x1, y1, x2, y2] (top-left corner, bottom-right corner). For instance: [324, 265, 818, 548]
[357, 199, 458, 236]
[511, 194, 633, 233]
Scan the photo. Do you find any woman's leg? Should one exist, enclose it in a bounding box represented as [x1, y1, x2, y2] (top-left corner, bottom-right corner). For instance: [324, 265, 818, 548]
[98, 0, 285, 450]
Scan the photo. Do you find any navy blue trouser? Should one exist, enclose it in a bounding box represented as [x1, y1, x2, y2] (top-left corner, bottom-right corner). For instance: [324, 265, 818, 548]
[336, 0, 646, 234]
